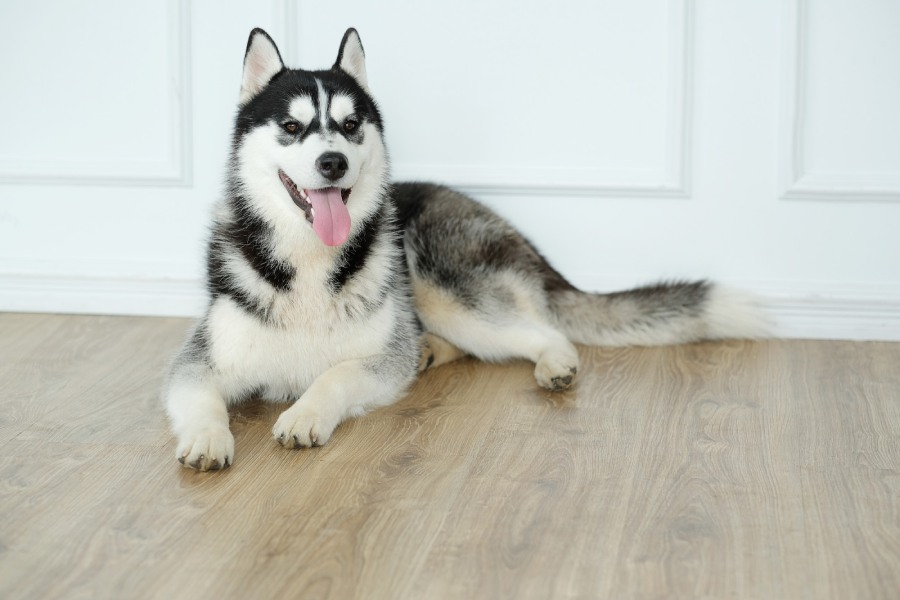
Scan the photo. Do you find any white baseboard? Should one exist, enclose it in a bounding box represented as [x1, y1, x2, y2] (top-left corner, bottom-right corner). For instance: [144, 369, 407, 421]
[0, 272, 206, 318]
[751, 283, 900, 341]
[1, 272, 898, 341]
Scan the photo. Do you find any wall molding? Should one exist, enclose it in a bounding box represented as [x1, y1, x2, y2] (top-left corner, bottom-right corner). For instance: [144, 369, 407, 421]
[2, 269, 898, 341]
[0, 0, 193, 187]
[280, 0, 694, 198]
[779, 0, 900, 202]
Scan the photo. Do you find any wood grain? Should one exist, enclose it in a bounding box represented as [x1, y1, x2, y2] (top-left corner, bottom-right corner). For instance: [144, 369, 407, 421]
[0, 313, 898, 599]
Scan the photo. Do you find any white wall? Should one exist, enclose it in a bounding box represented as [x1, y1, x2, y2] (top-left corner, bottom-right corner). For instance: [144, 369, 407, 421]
[1, 0, 898, 340]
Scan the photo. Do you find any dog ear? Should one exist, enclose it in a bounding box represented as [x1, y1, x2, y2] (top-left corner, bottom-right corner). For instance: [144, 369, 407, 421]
[334, 28, 369, 92]
[239, 28, 285, 105]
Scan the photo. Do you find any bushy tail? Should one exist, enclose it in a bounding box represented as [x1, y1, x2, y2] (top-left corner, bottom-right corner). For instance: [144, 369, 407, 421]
[548, 280, 770, 346]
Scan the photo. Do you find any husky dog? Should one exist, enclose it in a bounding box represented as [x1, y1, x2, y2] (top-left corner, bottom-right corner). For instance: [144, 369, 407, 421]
[165, 28, 766, 471]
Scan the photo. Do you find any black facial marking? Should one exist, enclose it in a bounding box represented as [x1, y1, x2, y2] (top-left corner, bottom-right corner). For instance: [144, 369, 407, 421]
[234, 66, 382, 151]
[338, 115, 365, 144]
[343, 116, 359, 133]
[233, 64, 382, 149]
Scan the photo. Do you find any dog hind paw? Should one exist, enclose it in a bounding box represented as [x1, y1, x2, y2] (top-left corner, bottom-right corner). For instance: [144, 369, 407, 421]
[418, 337, 435, 373]
[534, 348, 580, 391]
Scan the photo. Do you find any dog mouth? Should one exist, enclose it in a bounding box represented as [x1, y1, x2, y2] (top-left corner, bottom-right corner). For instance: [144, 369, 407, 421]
[278, 169, 352, 247]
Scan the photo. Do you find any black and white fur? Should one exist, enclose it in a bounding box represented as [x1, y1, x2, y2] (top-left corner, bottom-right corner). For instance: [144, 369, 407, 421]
[165, 28, 767, 471]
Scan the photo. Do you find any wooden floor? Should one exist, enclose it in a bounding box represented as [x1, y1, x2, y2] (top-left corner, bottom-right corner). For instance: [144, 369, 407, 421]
[1, 313, 899, 599]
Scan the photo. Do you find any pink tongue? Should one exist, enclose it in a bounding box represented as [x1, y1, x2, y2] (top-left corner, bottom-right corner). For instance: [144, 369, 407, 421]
[305, 188, 351, 246]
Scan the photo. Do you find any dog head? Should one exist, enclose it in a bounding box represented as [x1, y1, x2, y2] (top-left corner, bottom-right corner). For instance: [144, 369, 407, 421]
[232, 28, 387, 247]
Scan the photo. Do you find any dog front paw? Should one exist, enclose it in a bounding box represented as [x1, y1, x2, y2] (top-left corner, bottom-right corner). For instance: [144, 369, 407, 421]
[176, 425, 234, 471]
[273, 406, 338, 449]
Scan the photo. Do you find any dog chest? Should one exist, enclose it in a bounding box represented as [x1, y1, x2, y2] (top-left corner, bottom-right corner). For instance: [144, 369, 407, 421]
[206, 294, 397, 397]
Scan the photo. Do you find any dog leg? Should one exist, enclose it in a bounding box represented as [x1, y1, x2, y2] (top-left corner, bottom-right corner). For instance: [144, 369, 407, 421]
[426, 312, 579, 391]
[456, 322, 579, 391]
[273, 354, 415, 449]
[415, 283, 580, 391]
[166, 370, 234, 471]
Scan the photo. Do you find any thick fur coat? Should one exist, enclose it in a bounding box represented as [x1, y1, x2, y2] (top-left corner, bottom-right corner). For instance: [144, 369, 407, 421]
[165, 29, 767, 471]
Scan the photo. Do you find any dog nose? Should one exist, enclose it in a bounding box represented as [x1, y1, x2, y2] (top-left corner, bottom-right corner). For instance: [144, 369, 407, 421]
[316, 152, 348, 181]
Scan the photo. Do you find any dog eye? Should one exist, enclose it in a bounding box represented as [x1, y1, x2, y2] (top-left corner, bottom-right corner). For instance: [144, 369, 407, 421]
[343, 117, 359, 133]
[282, 121, 301, 134]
